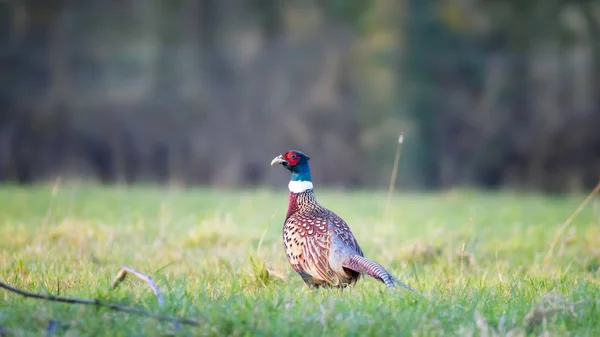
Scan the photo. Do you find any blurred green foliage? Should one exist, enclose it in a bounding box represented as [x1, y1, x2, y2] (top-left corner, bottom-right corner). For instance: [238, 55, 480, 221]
[1, 0, 599, 192]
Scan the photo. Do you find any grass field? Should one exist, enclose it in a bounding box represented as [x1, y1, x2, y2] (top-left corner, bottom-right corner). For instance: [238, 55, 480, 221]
[1, 184, 599, 336]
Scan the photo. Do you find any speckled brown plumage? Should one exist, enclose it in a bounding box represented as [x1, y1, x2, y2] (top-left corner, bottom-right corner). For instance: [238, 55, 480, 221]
[272, 150, 416, 292]
[283, 190, 364, 288]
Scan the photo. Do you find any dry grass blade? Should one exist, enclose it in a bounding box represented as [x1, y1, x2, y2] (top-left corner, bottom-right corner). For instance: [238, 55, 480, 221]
[543, 180, 600, 268]
[0, 281, 200, 327]
[385, 133, 404, 220]
[111, 265, 165, 307]
[249, 255, 286, 287]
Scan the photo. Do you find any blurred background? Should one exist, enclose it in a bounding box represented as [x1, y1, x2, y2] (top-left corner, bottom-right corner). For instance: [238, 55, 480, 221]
[0, 0, 599, 193]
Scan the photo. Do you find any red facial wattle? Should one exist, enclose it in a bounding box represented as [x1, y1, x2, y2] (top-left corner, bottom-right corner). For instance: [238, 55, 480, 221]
[284, 152, 300, 166]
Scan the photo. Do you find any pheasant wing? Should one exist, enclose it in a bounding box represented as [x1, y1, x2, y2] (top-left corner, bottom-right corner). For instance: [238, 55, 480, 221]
[327, 212, 364, 257]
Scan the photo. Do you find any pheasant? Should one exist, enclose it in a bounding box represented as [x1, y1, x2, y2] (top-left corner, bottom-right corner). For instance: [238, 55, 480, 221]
[271, 150, 415, 291]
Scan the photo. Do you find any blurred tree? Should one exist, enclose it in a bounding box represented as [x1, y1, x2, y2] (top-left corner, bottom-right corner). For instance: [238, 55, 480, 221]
[0, 0, 599, 192]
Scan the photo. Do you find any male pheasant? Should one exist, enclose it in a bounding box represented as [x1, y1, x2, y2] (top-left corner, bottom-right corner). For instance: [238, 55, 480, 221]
[271, 150, 415, 291]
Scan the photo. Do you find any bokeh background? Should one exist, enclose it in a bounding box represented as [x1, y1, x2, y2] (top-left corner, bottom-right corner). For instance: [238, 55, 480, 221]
[1, 0, 599, 192]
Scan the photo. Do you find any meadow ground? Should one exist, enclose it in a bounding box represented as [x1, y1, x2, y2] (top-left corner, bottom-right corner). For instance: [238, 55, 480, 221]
[0, 183, 599, 336]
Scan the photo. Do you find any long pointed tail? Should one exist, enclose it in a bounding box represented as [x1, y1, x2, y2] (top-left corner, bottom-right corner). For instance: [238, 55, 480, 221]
[343, 255, 416, 293]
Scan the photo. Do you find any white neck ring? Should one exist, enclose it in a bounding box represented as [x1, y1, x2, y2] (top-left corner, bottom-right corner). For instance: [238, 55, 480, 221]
[288, 180, 313, 193]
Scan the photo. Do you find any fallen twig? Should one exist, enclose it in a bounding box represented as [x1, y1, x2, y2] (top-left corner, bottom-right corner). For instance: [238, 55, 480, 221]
[543, 180, 600, 268]
[0, 281, 201, 327]
[111, 265, 165, 307]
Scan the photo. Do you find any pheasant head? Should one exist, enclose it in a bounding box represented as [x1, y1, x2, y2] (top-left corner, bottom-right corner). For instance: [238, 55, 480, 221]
[271, 150, 313, 193]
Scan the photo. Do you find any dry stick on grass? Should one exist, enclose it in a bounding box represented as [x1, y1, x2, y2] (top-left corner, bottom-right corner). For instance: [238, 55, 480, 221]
[111, 265, 165, 307]
[0, 265, 200, 327]
[543, 179, 600, 268]
[0, 281, 201, 327]
[385, 133, 404, 220]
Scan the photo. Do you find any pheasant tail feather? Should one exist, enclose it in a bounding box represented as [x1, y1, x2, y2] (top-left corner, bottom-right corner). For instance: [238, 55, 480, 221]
[343, 255, 417, 293]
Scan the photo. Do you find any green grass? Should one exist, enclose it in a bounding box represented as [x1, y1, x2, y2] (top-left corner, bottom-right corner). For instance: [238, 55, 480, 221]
[1, 184, 599, 336]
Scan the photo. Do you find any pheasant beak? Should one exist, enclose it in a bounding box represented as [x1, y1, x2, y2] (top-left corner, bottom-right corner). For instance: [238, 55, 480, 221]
[270, 154, 286, 166]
